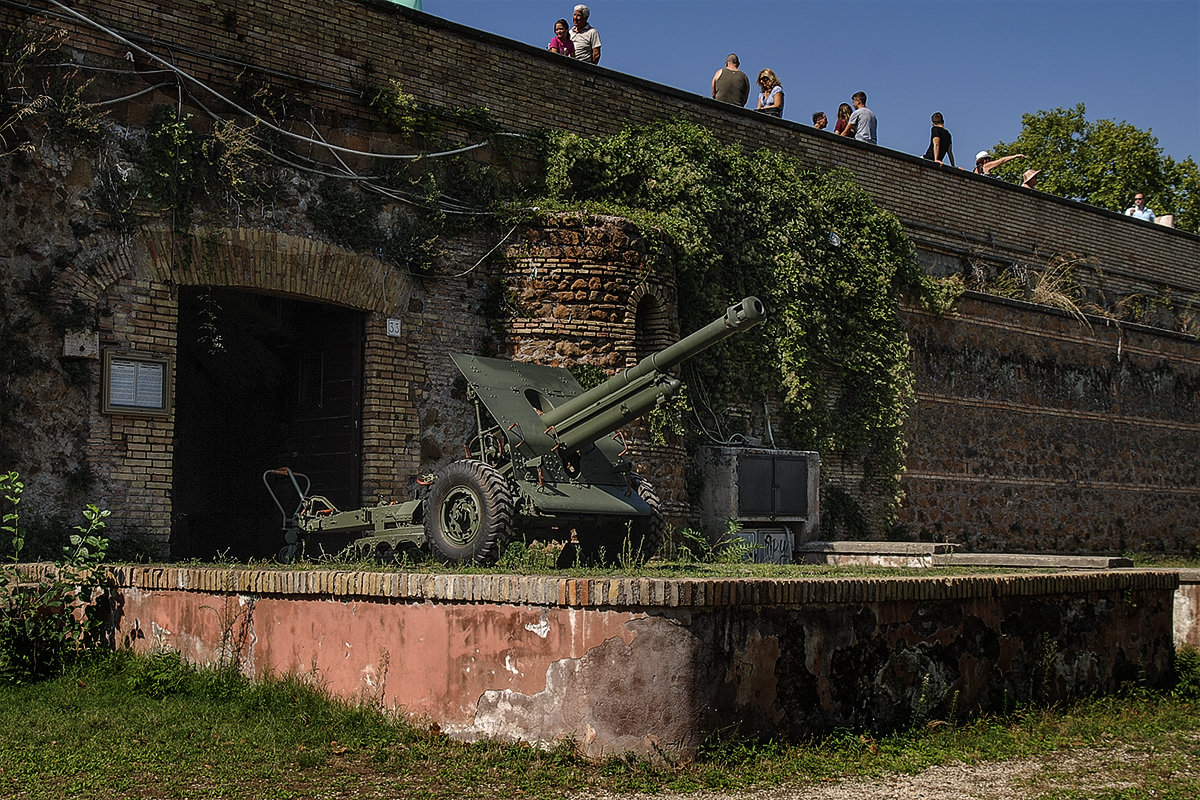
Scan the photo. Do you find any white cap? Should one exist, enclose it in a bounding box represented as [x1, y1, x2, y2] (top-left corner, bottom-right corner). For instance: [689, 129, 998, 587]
[975, 150, 990, 162]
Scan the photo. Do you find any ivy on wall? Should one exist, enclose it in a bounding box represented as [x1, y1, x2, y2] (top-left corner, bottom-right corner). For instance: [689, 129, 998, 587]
[536, 121, 960, 519]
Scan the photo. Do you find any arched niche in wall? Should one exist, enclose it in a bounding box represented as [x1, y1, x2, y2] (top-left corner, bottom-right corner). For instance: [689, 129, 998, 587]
[632, 289, 673, 361]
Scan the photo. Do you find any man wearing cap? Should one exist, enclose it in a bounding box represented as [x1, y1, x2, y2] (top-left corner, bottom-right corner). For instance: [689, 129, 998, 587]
[711, 54, 750, 106]
[973, 150, 1027, 175]
[1125, 194, 1156, 222]
[570, 5, 601, 64]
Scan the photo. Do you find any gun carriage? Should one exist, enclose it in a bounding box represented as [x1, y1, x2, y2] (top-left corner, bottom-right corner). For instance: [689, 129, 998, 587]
[265, 296, 766, 564]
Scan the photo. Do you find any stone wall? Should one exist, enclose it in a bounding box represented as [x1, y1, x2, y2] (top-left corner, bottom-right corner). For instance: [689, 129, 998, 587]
[901, 293, 1200, 552]
[2, 0, 1199, 552]
[7, 0, 1194, 301]
[30, 562, 1175, 758]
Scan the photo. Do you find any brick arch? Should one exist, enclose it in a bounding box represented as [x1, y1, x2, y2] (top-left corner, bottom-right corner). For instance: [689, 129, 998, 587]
[629, 285, 674, 360]
[57, 224, 415, 314]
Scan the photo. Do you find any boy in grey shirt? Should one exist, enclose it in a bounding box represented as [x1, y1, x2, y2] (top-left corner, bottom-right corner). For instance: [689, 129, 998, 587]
[845, 91, 877, 144]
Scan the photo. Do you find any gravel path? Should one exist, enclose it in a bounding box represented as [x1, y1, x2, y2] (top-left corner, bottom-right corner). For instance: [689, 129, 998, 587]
[578, 742, 1195, 800]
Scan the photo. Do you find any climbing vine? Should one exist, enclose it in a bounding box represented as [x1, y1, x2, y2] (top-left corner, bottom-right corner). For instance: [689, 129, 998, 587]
[538, 120, 961, 517]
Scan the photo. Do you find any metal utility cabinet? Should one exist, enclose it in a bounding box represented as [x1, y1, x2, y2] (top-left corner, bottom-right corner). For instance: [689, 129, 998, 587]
[697, 447, 820, 562]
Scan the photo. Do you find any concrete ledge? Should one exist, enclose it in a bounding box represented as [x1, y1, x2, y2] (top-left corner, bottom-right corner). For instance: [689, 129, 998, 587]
[797, 542, 1136, 570]
[931, 553, 1135, 569]
[798, 541, 957, 555]
[13, 563, 1179, 605]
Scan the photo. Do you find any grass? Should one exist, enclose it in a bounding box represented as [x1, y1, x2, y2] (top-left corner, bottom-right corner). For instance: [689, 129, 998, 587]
[0, 651, 1198, 799]
[154, 536, 1034, 579]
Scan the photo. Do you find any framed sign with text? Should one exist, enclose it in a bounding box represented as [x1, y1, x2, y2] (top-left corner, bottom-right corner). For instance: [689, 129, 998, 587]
[102, 350, 172, 417]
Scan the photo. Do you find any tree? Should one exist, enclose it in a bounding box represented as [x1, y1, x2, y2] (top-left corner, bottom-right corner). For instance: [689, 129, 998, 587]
[989, 103, 1198, 232]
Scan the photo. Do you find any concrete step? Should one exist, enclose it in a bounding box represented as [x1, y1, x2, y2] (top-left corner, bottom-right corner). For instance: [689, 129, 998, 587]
[931, 553, 1134, 569]
[796, 541, 1134, 570]
[797, 541, 956, 555]
[795, 540, 953, 567]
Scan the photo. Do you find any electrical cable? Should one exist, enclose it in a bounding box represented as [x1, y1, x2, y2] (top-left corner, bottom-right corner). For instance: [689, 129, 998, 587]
[41, 0, 495, 162]
[12, 0, 541, 276]
[91, 81, 176, 106]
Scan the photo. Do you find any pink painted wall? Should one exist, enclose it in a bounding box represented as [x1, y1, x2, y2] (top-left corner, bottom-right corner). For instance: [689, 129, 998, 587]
[98, 566, 1180, 758]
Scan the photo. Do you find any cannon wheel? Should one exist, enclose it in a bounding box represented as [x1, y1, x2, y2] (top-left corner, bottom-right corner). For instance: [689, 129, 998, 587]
[424, 459, 514, 565]
[578, 477, 665, 564]
[628, 478, 665, 560]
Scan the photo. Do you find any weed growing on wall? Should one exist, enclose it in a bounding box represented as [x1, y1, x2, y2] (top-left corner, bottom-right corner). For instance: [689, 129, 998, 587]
[539, 120, 961, 522]
[1, 22, 104, 152]
[142, 104, 202, 218]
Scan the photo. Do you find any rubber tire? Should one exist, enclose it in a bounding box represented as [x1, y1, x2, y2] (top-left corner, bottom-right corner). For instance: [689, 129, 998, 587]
[577, 477, 666, 565]
[627, 477, 665, 560]
[424, 459, 514, 565]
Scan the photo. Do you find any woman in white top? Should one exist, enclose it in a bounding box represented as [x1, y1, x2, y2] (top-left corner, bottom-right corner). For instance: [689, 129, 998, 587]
[755, 68, 784, 118]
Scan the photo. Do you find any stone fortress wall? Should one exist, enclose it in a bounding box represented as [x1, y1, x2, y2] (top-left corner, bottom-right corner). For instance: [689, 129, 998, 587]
[1, 0, 1197, 552]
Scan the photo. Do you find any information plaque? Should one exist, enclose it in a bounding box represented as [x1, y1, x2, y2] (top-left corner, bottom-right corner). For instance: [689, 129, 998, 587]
[102, 350, 171, 416]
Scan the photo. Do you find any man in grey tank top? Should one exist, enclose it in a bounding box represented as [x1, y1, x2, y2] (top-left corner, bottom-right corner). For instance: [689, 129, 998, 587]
[711, 54, 750, 107]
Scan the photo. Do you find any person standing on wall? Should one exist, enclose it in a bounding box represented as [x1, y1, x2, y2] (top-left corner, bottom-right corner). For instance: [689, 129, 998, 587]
[923, 112, 954, 166]
[843, 91, 877, 144]
[570, 4, 601, 64]
[711, 53, 750, 107]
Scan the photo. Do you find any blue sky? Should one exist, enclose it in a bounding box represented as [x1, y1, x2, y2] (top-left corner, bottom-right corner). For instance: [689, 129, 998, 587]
[428, 0, 1199, 165]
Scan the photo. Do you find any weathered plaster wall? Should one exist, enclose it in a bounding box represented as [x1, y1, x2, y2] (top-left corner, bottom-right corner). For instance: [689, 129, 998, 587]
[1176, 571, 1200, 650]
[51, 564, 1176, 758]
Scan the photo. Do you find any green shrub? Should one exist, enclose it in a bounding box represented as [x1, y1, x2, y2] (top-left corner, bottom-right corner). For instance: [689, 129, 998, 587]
[1174, 645, 1200, 699]
[0, 471, 112, 684]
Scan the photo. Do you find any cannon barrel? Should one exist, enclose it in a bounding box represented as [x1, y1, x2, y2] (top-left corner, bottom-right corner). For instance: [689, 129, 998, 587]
[539, 297, 765, 449]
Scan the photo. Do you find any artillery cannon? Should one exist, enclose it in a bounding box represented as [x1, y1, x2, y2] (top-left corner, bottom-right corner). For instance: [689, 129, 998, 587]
[267, 296, 765, 564]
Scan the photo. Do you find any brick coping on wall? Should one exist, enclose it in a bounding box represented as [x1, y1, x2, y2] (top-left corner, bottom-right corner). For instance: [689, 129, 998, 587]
[35, 0, 1198, 250]
[14, 564, 1179, 607]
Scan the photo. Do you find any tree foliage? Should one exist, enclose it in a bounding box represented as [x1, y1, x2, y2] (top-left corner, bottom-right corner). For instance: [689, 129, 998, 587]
[989, 103, 1199, 232]
[540, 121, 959, 520]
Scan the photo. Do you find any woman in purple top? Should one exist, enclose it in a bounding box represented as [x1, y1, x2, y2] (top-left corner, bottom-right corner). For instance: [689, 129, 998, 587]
[547, 19, 575, 56]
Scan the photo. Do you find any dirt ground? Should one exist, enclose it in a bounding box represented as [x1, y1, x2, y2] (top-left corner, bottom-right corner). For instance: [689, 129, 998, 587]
[579, 741, 1200, 799]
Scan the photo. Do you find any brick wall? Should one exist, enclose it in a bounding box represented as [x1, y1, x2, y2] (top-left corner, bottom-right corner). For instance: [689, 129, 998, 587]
[88, 279, 177, 537]
[7, 0, 1195, 302]
[4, 0, 1199, 552]
[49, 224, 499, 549]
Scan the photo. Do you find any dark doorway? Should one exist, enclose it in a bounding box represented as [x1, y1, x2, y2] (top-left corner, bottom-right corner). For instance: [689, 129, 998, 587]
[172, 288, 364, 560]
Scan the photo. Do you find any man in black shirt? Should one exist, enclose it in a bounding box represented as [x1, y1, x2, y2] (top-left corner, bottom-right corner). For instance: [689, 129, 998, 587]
[923, 112, 954, 166]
